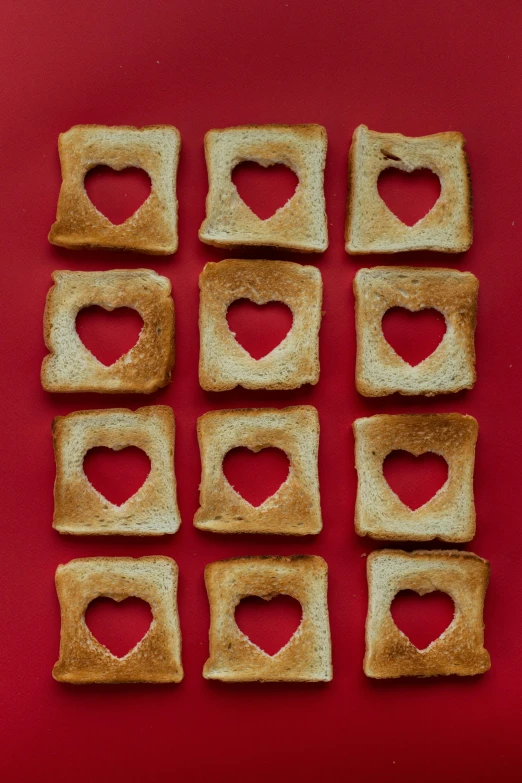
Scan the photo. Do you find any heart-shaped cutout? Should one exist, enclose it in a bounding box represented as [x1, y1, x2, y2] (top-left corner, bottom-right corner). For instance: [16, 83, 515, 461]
[232, 161, 298, 220]
[382, 307, 446, 366]
[85, 597, 153, 658]
[227, 299, 293, 360]
[391, 590, 454, 650]
[84, 165, 151, 225]
[223, 447, 290, 507]
[76, 306, 144, 366]
[378, 167, 441, 226]
[235, 595, 302, 656]
[83, 446, 151, 506]
[383, 450, 448, 511]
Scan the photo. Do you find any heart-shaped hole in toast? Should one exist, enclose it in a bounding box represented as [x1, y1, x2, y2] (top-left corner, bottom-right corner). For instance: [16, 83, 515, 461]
[223, 447, 290, 507]
[232, 161, 298, 220]
[391, 590, 455, 650]
[76, 306, 144, 366]
[83, 446, 151, 507]
[382, 307, 446, 366]
[227, 299, 293, 360]
[235, 595, 302, 656]
[377, 167, 441, 226]
[383, 450, 448, 511]
[84, 165, 151, 225]
[85, 597, 153, 658]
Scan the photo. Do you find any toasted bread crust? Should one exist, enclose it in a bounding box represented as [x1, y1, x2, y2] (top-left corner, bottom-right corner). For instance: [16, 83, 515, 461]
[353, 413, 478, 542]
[49, 124, 180, 254]
[203, 555, 332, 682]
[52, 556, 183, 684]
[346, 124, 472, 254]
[354, 266, 478, 396]
[53, 406, 180, 536]
[199, 124, 328, 252]
[41, 269, 175, 394]
[364, 550, 490, 678]
[199, 259, 322, 391]
[194, 406, 321, 535]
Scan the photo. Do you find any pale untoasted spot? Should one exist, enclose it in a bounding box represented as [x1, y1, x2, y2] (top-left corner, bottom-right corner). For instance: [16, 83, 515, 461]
[364, 550, 490, 678]
[199, 259, 322, 391]
[49, 124, 180, 254]
[199, 124, 328, 252]
[354, 266, 478, 397]
[53, 406, 180, 536]
[354, 414, 478, 542]
[41, 269, 174, 394]
[346, 124, 472, 254]
[194, 406, 321, 535]
[204, 556, 332, 682]
[53, 556, 183, 684]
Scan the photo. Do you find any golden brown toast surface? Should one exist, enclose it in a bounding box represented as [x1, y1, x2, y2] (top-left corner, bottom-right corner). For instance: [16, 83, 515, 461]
[42, 269, 174, 394]
[199, 124, 328, 252]
[49, 124, 180, 254]
[199, 259, 322, 391]
[346, 124, 472, 254]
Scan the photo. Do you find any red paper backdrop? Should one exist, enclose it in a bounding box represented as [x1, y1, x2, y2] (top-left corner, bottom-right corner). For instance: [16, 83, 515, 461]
[1, 1, 521, 780]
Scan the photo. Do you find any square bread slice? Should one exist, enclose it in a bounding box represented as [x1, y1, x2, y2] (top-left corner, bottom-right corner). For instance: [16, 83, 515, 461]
[346, 124, 472, 254]
[41, 269, 174, 394]
[203, 556, 332, 682]
[49, 124, 180, 254]
[354, 266, 478, 397]
[353, 414, 478, 542]
[194, 406, 321, 535]
[199, 124, 328, 252]
[199, 259, 322, 391]
[52, 556, 183, 684]
[52, 406, 181, 536]
[364, 550, 490, 678]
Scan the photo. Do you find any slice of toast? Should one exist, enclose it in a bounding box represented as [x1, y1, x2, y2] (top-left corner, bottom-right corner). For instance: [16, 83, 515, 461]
[194, 406, 321, 535]
[354, 266, 478, 396]
[203, 556, 332, 682]
[364, 550, 490, 678]
[41, 269, 174, 394]
[53, 406, 181, 536]
[52, 556, 183, 684]
[199, 124, 328, 252]
[199, 259, 322, 391]
[353, 414, 478, 542]
[346, 124, 472, 254]
[49, 124, 180, 254]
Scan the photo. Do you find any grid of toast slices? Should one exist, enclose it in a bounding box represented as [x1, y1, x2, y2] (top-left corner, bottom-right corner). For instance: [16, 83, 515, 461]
[43, 122, 488, 684]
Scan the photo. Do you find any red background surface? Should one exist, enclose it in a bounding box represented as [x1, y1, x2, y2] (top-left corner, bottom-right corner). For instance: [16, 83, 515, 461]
[1, 1, 521, 780]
